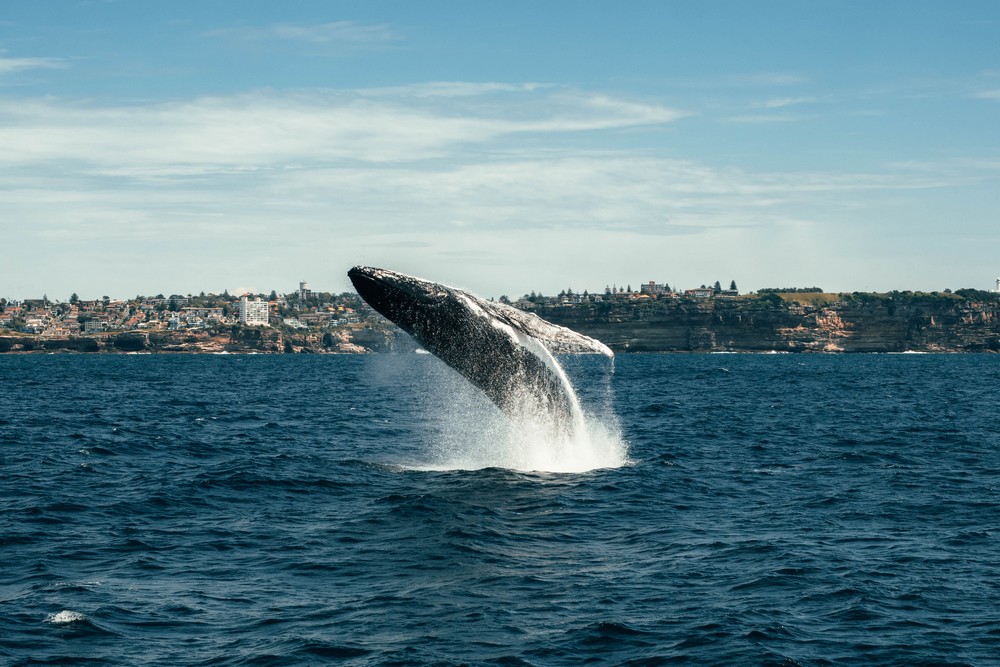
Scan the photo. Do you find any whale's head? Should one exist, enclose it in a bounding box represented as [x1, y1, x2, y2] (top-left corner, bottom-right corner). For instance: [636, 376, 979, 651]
[348, 266, 456, 334]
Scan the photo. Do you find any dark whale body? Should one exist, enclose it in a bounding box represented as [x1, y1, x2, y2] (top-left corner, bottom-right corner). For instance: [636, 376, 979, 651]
[348, 266, 612, 424]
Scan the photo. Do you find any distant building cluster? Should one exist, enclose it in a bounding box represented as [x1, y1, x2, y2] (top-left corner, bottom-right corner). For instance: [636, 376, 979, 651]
[0, 281, 366, 337]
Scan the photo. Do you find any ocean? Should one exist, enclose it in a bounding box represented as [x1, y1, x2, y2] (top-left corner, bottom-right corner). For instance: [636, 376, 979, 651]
[1, 353, 998, 666]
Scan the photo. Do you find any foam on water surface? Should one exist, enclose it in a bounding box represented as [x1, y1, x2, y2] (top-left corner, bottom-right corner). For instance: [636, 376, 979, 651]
[46, 610, 86, 624]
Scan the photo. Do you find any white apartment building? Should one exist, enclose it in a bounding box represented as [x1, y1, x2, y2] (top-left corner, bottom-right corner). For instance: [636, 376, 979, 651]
[239, 296, 269, 326]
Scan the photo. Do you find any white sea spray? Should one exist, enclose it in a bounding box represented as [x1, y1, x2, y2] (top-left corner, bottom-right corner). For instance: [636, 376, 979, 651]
[411, 351, 627, 473]
[45, 610, 86, 624]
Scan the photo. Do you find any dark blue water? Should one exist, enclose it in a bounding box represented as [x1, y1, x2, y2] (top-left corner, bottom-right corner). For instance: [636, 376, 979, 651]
[2, 354, 999, 666]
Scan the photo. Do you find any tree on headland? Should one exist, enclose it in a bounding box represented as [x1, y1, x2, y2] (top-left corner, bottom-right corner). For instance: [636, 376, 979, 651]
[758, 287, 824, 294]
[730, 280, 738, 291]
[713, 281, 722, 294]
[70, 293, 79, 304]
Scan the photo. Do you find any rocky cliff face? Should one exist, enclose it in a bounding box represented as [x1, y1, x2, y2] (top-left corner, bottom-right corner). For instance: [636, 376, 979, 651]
[534, 295, 1000, 353]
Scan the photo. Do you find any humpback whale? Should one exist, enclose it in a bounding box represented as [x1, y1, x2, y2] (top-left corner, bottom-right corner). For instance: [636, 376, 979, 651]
[348, 266, 612, 425]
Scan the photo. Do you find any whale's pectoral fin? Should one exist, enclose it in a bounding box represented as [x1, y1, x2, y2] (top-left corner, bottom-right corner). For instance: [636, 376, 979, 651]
[481, 300, 614, 358]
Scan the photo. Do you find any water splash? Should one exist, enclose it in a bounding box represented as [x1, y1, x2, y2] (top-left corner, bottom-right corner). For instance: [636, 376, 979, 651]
[428, 406, 628, 473]
[409, 353, 628, 473]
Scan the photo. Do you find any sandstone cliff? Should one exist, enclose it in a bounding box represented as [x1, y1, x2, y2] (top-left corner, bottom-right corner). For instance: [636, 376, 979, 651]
[533, 292, 1000, 353]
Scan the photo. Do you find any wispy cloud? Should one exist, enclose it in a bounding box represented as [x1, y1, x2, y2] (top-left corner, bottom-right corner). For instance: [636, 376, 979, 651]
[722, 113, 808, 124]
[885, 157, 1000, 180]
[207, 20, 398, 46]
[728, 72, 809, 87]
[0, 86, 687, 170]
[731, 95, 820, 122]
[359, 81, 552, 98]
[752, 96, 818, 109]
[974, 89, 1000, 100]
[0, 56, 68, 74]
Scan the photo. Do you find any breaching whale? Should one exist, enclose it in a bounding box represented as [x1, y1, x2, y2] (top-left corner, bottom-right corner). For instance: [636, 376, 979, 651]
[348, 266, 613, 425]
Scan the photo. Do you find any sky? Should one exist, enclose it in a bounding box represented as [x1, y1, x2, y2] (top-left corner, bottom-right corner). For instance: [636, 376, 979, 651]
[2, 1, 999, 301]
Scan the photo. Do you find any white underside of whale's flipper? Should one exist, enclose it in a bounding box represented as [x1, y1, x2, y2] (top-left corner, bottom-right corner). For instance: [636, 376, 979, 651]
[477, 298, 614, 358]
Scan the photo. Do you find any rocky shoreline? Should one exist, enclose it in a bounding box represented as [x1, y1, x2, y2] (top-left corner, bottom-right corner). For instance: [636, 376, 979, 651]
[0, 325, 410, 355]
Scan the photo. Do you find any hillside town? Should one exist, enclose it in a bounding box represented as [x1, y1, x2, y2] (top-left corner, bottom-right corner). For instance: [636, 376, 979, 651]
[0, 279, 741, 337]
[0, 282, 369, 337]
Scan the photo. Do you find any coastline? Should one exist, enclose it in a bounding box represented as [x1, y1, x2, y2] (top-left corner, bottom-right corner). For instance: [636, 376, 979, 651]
[5, 290, 1000, 355]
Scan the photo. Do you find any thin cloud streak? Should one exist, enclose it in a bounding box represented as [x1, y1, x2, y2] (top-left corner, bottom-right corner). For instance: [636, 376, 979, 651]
[0, 56, 68, 74]
[722, 113, 809, 124]
[359, 81, 553, 98]
[728, 72, 809, 87]
[752, 96, 819, 109]
[206, 20, 398, 45]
